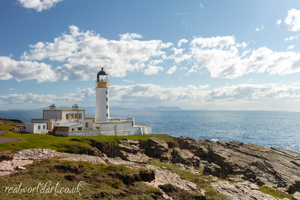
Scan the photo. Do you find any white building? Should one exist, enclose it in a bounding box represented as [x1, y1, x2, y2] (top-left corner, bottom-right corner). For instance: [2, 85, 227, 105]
[24, 68, 152, 136]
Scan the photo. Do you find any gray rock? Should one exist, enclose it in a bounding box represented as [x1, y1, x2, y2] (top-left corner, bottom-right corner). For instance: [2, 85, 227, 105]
[293, 192, 300, 200]
[171, 148, 200, 168]
[207, 141, 300, 190]
[211, 180, 277, 200]
[144, 138, 169, 159]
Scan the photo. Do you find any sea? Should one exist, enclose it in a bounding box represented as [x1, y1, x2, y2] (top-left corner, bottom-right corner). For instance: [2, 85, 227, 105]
[0, 110, 299, 153]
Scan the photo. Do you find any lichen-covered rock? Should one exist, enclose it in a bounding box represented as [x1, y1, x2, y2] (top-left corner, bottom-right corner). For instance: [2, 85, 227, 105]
[144, 138, 169, 159]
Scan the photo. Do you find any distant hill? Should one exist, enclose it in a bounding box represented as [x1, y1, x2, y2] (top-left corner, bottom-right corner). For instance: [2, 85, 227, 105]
[8, 106, 182, 111]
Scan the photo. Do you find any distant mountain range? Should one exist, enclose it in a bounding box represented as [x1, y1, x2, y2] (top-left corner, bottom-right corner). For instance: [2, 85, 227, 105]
[8, 106, 182, 111]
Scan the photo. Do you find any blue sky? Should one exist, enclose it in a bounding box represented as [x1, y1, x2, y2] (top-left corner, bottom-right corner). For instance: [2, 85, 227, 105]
[1, 0, 300, 111]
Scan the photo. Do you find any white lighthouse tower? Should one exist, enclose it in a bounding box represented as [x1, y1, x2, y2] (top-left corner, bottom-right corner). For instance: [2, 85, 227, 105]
[95, 68, 109, 122]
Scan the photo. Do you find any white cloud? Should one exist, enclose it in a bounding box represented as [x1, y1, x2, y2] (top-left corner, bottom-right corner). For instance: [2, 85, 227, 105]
[191, 36, 235, 48]
[178, 39, 188, 47]
[255, 25, 264, 32]
[189, 35, 300, 79]
[8, 88, 15, 90]
[284, 35, 298, 41]
[22, 25, 172, 80]
[144, 65, 163, 75]
[166, 66, 177, 74]
[285, 9, 300, 31]
[200, 4, 203, 9]
[124, 80, 134, 83]
[0, 56, 56, 82]
[3, 83, 300, 110]
[17, 0, 63, 12]
[288, 45, 295, 50]
[277, 19, 282, 25]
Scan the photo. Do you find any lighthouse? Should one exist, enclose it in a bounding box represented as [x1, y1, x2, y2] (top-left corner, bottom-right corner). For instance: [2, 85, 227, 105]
[95, 68, 109, 122]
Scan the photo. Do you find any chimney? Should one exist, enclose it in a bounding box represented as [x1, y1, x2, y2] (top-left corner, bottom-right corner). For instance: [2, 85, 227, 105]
[50, 104, 56, 111]
[72, 104, 78, 110]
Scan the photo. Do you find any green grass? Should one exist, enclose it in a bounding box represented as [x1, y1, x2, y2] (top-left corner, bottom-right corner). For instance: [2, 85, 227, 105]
[0, 119, 23, 125]
[0, 159, 164, 200]
[0, 132, 177, 154]
[259, 186, 292, 199]
[0, 125, 12, 131]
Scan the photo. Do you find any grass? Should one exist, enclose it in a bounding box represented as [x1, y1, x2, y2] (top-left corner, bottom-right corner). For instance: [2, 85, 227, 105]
[259, 186, 292, 199]
[0, 132, 177, 154]
[0, 125, 12, 131]
[0, 159, 164, 200]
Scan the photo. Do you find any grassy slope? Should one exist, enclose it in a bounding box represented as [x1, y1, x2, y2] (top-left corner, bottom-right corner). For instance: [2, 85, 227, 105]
[0, 132, 177, 153]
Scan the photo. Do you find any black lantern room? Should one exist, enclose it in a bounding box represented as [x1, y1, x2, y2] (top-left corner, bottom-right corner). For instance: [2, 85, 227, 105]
[97, 68, 108, 82]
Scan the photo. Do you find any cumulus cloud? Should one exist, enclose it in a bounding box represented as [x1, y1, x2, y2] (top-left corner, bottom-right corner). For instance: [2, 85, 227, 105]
[0, 56, 56, 82]
[284, 35, 298, 41]
[124, 80, 134, 83]
[255, 25, 264, 32]
[178, 39, 188, 47]
[3, 83, 300, 110]
[277, 19, 282, 25]
[22, 25, 172, 80]
[285, 9, 300, 31]
[17, 0, 63, 12]
[200, 4, 203, 9]
[166, 66, 177, 74]
[175, 12, 186, 16]
[144, 65, 163, 75]
[188, 35, 300, 79]
[288, 45, 295, 50]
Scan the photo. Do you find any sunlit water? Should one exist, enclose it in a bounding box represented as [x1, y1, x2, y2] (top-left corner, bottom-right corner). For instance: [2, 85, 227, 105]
[0, 110, 299, 153]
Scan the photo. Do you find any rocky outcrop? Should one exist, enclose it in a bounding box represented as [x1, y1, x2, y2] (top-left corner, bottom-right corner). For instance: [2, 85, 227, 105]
[207, 141, 300, 191]
[111, 139, 149, 163]
[293, 192, 300, 200]
[144, 137, 169, 159]
[171, 148, 200, 168]
[159, 184, 205, 200]
[211, 181, 279, 200]
[108, 170, 155, 185]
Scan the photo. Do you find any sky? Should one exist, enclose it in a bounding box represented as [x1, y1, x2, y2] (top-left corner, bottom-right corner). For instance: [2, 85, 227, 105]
[1, 0, 300, 111]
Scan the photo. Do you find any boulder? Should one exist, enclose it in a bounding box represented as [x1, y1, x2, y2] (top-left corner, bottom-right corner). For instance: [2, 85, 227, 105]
[204, 163, 222, 177]
[171, 148, 200, 168]
[288, 181, 300, 194]
[144, 138, 169, 159]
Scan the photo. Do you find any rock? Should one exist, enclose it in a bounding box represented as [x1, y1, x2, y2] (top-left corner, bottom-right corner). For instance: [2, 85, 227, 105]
[160, 152, 172, 162]
[171, 148, 200, 168]
[293, 192, 300, 200]
[0, 154, 13, 162]
[159, 184, 205, 200]
[143, 164, 198, 191]
[211, 180, 277, 200]
[144, 138, 169, 159]
[207, 141, 300, 190]
[60, 154, 106, 165]
[288, 181, 300, 194]
[194, 146, 209, 159]
[204, 163, 222, 177]
[79, 147, 102, 156]
[111, 139, 149, 163]
[108, 170, 155, 185]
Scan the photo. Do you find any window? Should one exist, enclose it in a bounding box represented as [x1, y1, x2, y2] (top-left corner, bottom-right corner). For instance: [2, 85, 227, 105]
[106, 97, 108, 102]
[38, 125, 41, 130]
[75, 114, 78, 119]
[66, 114, 69, 119]
[79, 113, 82, 119]
[106, 113, 109, 117]
[24, 126, 26, 129]
[78, 127, 82, 130]
[85, 122, 89, 128]
[43, 125, 45, 129]
[106, 105, 109, 109]
[106, 90, 108, 94]
[72, 128, 75, 131]
[96, 127, 100, 130]
[71, 114, 74, 118]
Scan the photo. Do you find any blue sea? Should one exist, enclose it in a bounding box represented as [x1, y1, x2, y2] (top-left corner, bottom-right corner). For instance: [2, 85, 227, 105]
[0, 110, 300, 153]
